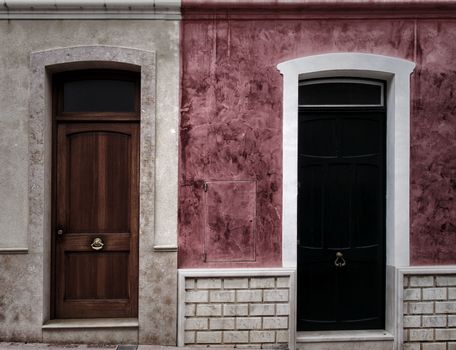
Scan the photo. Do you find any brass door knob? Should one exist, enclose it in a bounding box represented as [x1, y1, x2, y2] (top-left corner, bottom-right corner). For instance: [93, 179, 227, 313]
[91, 237, 104, 251]
[334, 251, 346, 267]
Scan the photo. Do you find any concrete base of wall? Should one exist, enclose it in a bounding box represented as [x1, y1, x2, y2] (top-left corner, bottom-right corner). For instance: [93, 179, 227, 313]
[400, 268, 456, 350]
[178, 269, 296, 349]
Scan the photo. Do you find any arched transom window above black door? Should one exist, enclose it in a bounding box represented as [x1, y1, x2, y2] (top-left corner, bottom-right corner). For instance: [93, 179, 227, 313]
[297, 78, 386, 331]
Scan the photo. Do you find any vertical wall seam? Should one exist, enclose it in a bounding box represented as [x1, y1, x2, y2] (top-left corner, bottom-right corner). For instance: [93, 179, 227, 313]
[414, 18, 418, 64]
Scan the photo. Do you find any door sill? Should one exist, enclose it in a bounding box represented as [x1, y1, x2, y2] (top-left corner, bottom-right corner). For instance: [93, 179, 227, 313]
[296, 329, 394, 343]
[42, 318, 139, 329]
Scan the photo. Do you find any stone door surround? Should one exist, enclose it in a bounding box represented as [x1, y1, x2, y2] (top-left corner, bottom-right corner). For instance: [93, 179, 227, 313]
[29, 46, 158, 341]
[277, 52, 415, 346]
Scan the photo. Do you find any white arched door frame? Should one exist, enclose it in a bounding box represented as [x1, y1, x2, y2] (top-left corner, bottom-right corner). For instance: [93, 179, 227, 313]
[278, 52, 415, 269]
[277, 53, 415, 340]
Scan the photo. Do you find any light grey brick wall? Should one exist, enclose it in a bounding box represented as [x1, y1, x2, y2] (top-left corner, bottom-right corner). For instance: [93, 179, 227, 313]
[403, 274, 456, 350]
[184, 276, 291, 348]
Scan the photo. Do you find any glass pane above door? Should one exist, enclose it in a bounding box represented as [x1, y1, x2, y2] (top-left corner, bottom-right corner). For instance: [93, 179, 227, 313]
[63, 79, 136, 113]
[299, 78, 384, 107]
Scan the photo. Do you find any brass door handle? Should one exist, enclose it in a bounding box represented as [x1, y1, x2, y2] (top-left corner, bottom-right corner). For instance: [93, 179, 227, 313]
[334, 251, 346, 267]
[91, 237, 104, 251]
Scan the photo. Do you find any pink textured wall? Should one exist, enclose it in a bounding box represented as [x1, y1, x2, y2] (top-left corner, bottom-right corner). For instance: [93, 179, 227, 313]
[411, 21, 456, 264]
[179, 9, 456, 267]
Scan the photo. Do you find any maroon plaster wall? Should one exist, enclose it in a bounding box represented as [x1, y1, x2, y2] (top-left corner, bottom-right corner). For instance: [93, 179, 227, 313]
[178, 8, 456, 267]
[411, 22, 456, 264]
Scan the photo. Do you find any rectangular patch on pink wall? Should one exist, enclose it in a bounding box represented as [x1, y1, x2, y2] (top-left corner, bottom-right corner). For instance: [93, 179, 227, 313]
[204, 180, 256, 262]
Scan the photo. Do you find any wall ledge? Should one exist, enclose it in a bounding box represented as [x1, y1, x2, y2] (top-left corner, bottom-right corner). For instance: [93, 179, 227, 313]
[399, 265, 456, 274]
[182, 0, 456, 9]
[178, 267, 296, 277]
[153, 244, 178, 252]
[0, 247, 28, 254]
[182, 0, 456, 19]
[0, 0, 180, 19]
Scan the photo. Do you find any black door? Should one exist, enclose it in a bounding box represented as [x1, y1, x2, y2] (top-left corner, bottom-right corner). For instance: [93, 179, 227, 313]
[297, 80, 386, 331]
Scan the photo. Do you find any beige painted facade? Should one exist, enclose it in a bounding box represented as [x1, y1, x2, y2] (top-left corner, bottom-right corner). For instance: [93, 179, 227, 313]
[0, 19, 180, 344]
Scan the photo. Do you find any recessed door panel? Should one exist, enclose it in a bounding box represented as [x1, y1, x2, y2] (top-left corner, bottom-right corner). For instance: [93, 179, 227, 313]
[299, 164, 323, 248]
[298, 249, 337, 328]
[299, 118, 338, 157]
[324, 164, 352, 249]
[204, 181, 256, 262]
[68, 132, 131, 233]
[338, 256, 381, 324]
[341, 118, 380, 156]
[65, 252, 129, 299]
[353, 164, 381, 247]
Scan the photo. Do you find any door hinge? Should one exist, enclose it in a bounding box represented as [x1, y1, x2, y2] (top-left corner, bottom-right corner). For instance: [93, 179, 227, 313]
[203, 182, 208, 192]
[203, 251, 207, 262]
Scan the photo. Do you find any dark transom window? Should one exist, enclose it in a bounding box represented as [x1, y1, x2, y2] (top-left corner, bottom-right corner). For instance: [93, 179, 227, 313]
[298, 78, 384, 107]
[63, 79, 136, 113]
[54, 69, 140, 121]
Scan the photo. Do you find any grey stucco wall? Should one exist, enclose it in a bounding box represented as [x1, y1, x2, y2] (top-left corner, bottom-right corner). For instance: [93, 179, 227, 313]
[0, 20, 179, 343]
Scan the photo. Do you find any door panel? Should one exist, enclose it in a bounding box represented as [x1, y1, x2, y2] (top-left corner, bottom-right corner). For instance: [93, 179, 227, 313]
[338, 254, 382, 325]
[67, 131, 131, 233]
[353, 164, 381, 247]
[341, 118, 380, 156]
[204, 181, 256, 262]
[299, 165, 323, 248]
[65, 252, 129, 299]
[297, 249, 337, 328]
[297, 110, 385, 331]
[299, 118, 338, 157]
[55, 123, 139, 318]
[324, 164, 351, 248]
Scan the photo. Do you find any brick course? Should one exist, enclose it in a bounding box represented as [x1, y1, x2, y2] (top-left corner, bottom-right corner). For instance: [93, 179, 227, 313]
[184, 276, 290, 348]
[404, 274, 456, 350]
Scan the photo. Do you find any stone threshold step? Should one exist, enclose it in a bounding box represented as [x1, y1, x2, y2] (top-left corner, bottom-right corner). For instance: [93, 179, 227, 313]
[42, 318, 139, 330]
[296, 330, 394, 343]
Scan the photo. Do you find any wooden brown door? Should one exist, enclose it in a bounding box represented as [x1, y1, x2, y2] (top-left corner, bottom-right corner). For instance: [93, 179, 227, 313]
[53, 70, 140, 319]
